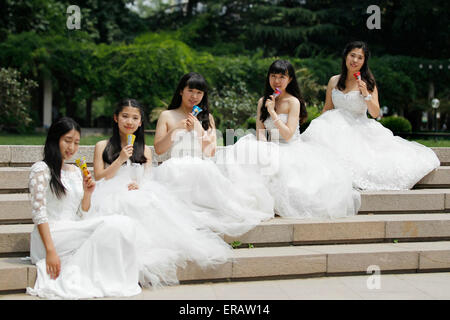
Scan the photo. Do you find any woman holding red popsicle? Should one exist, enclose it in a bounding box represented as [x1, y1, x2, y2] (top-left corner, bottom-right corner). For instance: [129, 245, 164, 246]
[301, 41, 439, 190]
[216, 60, 361, 218]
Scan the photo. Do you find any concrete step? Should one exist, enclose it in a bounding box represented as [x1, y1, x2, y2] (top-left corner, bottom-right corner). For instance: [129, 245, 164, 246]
[2, 241, 450, 292]
[1, 214, 450, 255]
[1, 189, 449, 224]
[1, 166, 449, 193]
[0, 146, 448, 167]
[359, 189, 450, 213]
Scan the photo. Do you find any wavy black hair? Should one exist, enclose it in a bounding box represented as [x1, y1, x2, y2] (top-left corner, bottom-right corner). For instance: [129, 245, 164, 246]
[260, 59, 307, 126]
[337, 41, 376, 92]
[168, 72, 211, 130]
[43, 117, 81, 199]
[102, 99, 147, 165]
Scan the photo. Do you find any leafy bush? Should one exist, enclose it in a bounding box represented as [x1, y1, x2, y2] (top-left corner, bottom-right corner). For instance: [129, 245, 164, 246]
[0, 68, 38, 133]
[300, 105, 322, 132]
[209, 81, 258, 132]
[379, 116, 412, 133]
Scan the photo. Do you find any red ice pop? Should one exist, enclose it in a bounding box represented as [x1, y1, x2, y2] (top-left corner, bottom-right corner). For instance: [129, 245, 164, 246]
[353, 72, 361, 80]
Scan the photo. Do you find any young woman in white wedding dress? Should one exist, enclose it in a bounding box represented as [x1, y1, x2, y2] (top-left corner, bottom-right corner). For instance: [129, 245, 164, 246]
[91, 99, 231, 288]
[301, 41, 440, 190]
[216, 60, 360, 219]
[152, 72, 274, 236]
[27, 117, 141, 299]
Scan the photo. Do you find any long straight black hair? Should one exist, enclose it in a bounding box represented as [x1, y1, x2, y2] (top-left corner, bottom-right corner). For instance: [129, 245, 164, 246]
[102, 99, 147, 165]
[168, 72, 211, 130]
[43, 117, 81, 199]
[260, 60, 308, 126]
[337, 41, 376, 92]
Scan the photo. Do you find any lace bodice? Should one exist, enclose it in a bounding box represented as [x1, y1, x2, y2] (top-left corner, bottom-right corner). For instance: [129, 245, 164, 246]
[332, 89, 368, 117]
[263, 114, 300, 144]
[29, 161, 85, 225]
[166, 129, 203, 158]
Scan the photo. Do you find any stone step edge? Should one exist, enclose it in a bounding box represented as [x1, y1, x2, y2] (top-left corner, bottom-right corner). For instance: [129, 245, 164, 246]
[2, 214, 450, 254]
[1, 241, 449, 292]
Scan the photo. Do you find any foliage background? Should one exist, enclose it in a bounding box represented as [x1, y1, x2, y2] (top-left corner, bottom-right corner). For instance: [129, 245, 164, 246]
[0, 0, 449, 133]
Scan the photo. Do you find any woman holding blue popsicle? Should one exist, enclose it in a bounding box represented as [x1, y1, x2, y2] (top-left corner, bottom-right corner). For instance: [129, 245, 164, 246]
[216, 60, 360, 219]
[152, 72, 274, 236]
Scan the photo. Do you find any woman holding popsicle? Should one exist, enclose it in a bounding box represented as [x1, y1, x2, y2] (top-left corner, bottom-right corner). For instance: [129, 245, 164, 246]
[216, 60, 360, 218]
[153, 72, 274, 236]
[90, 98, 231, 288]
[301, 41, 440, 190]
[27, 117, 142, 299]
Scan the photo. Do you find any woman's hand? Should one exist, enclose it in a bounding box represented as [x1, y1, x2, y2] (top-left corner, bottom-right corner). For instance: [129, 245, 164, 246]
[119, 144, 134, 163]
[127, 182, 139, 191]
[357, 79, 370, 97]
[187, 114, 204, 136]
[266, 95, 276, 115]
[83, 172, 96, 195]
[46, 249, 61, 280]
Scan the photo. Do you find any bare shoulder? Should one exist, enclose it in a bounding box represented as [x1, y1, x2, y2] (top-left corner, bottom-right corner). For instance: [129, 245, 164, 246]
[95, 139, 108, 152]
[329, 75, 340, 88]
[287, 96, 300, 111]
[257, 97, 264, 110]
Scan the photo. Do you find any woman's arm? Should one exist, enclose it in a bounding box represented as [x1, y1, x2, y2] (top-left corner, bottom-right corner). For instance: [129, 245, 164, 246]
[29, 163, 60, 279]
[154, 111, 187, 155]
[321, 76, 338, 114]
[268, 98, 300, 142]
[361, 84, 380, 118]
[202, 114, 217, 157]
[93, 140, 132, 180]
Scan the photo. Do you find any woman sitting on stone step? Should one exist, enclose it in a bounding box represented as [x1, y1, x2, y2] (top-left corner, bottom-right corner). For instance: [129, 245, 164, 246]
[91, 98, 231, 288]
[27, 117, 142, 299]
[215, 59, 361, 219]
[152, 72, 274, 236]
[300, 41, 440, 190]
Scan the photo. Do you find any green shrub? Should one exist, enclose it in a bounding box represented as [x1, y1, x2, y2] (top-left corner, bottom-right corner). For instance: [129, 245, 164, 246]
[300, 105, 322, 132]
[379, 116, 412, 133]
[0, 68, 38, 133]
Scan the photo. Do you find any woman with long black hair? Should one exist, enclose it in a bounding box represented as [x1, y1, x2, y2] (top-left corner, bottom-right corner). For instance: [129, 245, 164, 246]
[217, 59, 360, 219]
[91, 98, 231, 288]
[301, 41, 440, 190]
[27, 117, 141, 299]
[152, 72, 274, 236]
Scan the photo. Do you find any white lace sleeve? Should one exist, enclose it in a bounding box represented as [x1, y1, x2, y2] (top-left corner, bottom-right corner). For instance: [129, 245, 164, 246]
[29, 162, 51, 225]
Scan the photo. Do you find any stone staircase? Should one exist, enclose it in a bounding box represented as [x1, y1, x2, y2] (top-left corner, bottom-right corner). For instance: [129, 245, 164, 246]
[1, 145, 449, 294]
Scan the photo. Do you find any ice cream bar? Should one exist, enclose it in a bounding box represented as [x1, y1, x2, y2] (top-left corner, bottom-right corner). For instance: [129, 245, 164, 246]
[127, 134, 136, 146]
[75, 156, 90, 177]
[191, 105, 203, 117]
[273, 88, 282, 98]
[353, 72, 361, 80]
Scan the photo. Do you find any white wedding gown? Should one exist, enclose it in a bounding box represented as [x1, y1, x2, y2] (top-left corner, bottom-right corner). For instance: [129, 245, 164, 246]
[27, 161, 142, 299]
[89, 163, 232, 288]
[151, 129, 274, 236]
[301, 89, 440, 190]
[216, 115, 361, 219]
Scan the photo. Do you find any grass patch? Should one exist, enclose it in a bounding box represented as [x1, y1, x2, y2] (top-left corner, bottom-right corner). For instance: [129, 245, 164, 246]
[0, 133, 155, 146]
[0, 133, 447, 147]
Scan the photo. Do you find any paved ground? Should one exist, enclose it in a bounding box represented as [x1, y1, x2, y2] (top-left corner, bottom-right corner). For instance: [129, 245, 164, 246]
[1, 272, 449, 300]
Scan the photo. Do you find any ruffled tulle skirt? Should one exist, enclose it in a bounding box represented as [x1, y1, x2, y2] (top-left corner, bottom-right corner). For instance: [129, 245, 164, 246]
[216, 134, 361, 219]
[301, 109, 440, 190]
[89, 165, 231, 288]
[28, 215, 142, 299]
[151, 155, 274, 236]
